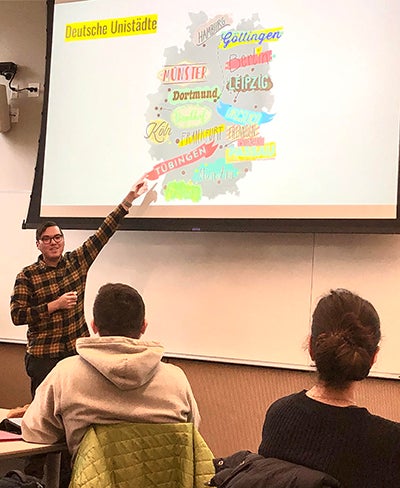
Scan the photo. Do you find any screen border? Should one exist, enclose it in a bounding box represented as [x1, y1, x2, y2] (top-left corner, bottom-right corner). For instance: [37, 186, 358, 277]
[24, 0, 400, 234]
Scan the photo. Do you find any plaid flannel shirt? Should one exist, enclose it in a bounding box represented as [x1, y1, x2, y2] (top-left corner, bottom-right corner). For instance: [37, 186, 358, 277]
[10, 204, 128, 358]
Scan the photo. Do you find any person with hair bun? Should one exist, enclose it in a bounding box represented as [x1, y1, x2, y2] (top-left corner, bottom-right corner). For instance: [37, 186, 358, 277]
[258, 288, 400, 488]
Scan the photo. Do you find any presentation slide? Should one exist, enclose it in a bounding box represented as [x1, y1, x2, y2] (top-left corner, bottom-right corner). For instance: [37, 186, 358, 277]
[38, 0, 400, 226]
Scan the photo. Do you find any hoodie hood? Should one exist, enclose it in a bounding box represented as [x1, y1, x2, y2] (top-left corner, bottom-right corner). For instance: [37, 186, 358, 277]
[76, 336, 164, 390]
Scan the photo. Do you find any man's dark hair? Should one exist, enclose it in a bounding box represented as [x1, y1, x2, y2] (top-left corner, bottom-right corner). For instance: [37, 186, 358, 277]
[36, 221, 62, 241]
[93, 283, 145, 338]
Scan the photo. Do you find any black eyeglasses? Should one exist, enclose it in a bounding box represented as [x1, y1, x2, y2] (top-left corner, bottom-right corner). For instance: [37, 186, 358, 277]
[40, 234, 64, 244]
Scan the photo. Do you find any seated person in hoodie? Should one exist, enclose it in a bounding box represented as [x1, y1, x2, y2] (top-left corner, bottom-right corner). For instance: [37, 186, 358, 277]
[21, 282, 200, 461]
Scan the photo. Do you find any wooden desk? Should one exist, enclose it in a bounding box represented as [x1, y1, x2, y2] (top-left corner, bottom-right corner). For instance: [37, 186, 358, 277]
[0, 409, 66, 488]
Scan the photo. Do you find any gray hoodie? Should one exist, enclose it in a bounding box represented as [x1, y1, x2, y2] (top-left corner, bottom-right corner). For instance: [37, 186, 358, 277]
[22, 336, 200, 459]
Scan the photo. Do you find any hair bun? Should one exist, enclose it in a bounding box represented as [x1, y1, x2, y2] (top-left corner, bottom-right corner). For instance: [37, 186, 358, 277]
[311, 289, 380, 387]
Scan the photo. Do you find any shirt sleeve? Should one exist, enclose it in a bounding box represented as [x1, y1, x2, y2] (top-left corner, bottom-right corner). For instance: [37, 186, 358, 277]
[72, 204, 128, 268]
[21, 372, 65, 445]
[10, 271, 49, 326]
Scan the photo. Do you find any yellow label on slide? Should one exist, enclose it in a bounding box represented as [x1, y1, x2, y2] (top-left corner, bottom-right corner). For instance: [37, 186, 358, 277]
[64, 15, 158, 42]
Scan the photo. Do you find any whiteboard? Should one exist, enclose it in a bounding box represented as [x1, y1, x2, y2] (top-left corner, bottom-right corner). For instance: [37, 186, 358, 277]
[0, 191, 36, 344]
[312, 234, 400, 380]
[3, 192, 400, 379]
[2, 190, 315, 367]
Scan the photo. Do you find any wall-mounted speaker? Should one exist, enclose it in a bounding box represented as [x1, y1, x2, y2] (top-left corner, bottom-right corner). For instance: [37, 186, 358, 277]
[0, 84, 11, 133]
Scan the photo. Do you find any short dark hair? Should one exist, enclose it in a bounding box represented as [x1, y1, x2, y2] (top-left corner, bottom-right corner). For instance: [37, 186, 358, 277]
[310, 289, 381, 388]
[93, 283, 145, 338]
[36, 221, 62, 241]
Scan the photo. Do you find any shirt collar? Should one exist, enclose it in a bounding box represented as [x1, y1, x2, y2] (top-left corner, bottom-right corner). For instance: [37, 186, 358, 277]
[38, 253, 66, 269]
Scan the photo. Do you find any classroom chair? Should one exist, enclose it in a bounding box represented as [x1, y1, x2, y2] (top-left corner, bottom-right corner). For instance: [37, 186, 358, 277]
[68, 422, 214, 488]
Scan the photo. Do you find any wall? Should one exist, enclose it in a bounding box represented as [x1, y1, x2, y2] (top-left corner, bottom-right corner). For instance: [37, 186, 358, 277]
[1, 342, 400, 457]
[2, 2, 400, 379]
[1, 0, 400, 459]
[1, 0, 46, 349]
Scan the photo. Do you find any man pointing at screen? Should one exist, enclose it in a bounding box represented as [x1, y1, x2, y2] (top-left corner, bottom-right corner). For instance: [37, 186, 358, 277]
[10, 178, 148, 398]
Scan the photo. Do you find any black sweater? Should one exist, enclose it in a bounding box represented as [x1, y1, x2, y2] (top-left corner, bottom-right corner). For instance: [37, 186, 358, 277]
[258, 390, 400, 488]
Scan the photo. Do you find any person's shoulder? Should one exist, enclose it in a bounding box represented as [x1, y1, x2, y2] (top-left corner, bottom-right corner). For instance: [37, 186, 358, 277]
[61, 251, 73, 260]
[266, 390, 306, 415]
[270, 390, 305, 407]
[19, 258, 42, 274]
[159, 360, 186, 375]
[366, 411, 400, 437]
[32, 356, 80, 396]
[358, 412, 400, 456]
[159, 360, 191, 383]
[48, 355, 80, 378]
